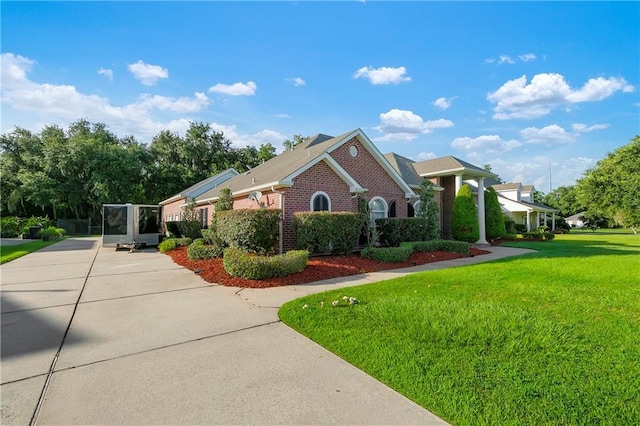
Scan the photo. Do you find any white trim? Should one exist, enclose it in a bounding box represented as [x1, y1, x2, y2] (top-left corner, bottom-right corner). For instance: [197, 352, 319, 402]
[159, 168, 239, 205]
[326, 129, 416, 199]
[369, 196, 388, 222]
[310, 191, 331, 212]
[197, 181, 292, 205]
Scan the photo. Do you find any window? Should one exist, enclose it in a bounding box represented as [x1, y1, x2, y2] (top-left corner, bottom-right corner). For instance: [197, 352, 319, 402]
[389, 201, 396, 218]
[369, 197, 388, 223]
[199, 207, 209, 229]
[407, 202, 415, 218]
[413, 200, 422, 218]
[310, 191, 331, 212]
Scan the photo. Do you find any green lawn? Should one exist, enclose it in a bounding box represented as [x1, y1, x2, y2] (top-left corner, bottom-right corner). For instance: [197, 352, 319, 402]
[0, 239, 63, 264]
[280, 232, 640, 425]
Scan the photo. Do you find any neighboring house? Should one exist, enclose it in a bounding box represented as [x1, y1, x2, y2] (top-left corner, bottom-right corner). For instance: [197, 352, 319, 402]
[565, 212, 586, 228]
[491, 183, 558, 231]
[191, 129, 416, 252]
[159, 168, 239, 228]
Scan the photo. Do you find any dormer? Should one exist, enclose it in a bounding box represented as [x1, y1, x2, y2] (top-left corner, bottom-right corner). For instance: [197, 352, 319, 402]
[521, 185, 535, 203]
[492, 182, 523, 202]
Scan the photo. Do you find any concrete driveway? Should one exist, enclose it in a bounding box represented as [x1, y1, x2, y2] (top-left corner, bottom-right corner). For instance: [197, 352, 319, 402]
[1, 237, 530, 425]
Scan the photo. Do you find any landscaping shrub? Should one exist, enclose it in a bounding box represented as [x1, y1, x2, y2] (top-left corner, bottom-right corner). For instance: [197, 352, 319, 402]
[223, 247, 309, 279]
[1, 216, 22, 238]
[375, 218, 430, 247]
[514, 223, 527, 234]
[38, 226, 65, 241]
[178, 199, 203, 240]
[217, 209, 281, 254]
[403, 239, 470, 255]
[158, 237, 192, 253]
[216, 188, 234, 212]
[485, 187, 507, 240]
[293, 212, 365, 255]
[452, 184, 479, 243]
[416, 179, 440, 240]
[504, 218, 517, 235]
[201, 227, 225, 252]
[522, 231, 555, 240]
[165, 221, 182, 237]
[360, 246, 413, 263]
[187, 238, 223, 260]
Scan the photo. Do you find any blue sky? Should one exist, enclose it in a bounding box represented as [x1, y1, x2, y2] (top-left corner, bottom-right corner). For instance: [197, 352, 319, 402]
[2, 1, 638, 192]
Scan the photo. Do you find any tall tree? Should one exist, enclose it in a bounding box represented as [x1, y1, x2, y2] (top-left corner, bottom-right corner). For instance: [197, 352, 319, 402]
[485, 187, 506, 240]
[416, 180, 440, 240]
[542, 185, 584, 217]
[282, 134, 307, 151]
[576, 136, 640, 234]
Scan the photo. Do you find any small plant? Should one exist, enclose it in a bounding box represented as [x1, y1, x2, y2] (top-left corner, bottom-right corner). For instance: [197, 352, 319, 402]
[361, 246, 413, 263]
[38, 226, 65, 241]
[187, 238, 223, 260]
[223, 247, 308, 279]
[158, 237, 192, 253]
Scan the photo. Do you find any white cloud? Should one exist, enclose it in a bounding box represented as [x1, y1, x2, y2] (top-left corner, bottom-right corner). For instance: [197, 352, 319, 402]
[135, 92, 210, 113]
[127, 60, 168, 86]
[374, 109, 453, 141]
[433, 96, 456, 110]
[208, 81, 257, 96]
[451, 135, 522, 153]
[520, 124, 575, 145]
[353, 66, 411, 85]
[487, 73, 634, 119]
[98, 67, 113, 81]
[274, 113, 290, 119]
[499, 55, 515, 65]
[414, 151, 437, 161]
[209, 123, 285, 150]
[571, 123, 609, 133]
[1, 53, 35, 85]
[518, 53, 537, 62]
[285, 77, 305, 87]
[483, 58, 496, 64]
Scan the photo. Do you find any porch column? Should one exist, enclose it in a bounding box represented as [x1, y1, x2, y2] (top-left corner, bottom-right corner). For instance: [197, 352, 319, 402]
[476, 177, 488, 244]
[536, 212, 540, 230]
[454, 174, 463, 195]
[552, 211, 556, 231]
[544, 213, 548, 227]
[526, 211, 531, 232]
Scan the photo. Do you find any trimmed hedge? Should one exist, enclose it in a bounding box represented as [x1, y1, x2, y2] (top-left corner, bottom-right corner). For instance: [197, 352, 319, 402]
[158, 237, 192, 253]
[361, 246, 413, 263]
[201, 227, 225, 252]
[223, 247, 309, 280]
[375, 217, 431, 247]
[293, 212, 365, 255]
[403, 239, 470, 255]
[452, 184, 479, 243]
[216, 209, 281, 254]
[522, 232, 555, 240]
[187, 238, 223, 260]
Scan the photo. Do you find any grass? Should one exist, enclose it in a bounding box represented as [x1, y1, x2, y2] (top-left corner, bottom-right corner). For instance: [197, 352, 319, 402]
[0, 239, 63, 264]
[280, 233, 640, 425]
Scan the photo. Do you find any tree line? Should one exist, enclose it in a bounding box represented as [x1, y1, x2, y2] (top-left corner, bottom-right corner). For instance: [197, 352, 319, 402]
[542, 135, 639, 233]
[0, 119, 277, 224]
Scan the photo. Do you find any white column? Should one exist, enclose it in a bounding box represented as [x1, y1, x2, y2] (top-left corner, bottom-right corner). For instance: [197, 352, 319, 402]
[552, 212, 556, 231]
[476, 177, 488, 244]
[544, 213, 548, 227]
[526, 211, 531, 232]
[455, 174, 463, 195]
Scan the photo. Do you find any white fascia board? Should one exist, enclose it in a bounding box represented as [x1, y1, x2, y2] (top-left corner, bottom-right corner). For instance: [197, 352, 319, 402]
[326, 128, 417, 198]
[197, 181, 292, 205]
[159, 194, 183, 205]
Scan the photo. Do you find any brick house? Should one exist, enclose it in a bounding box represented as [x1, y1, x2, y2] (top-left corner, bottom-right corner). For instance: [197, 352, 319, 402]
[179, 129, 416, 251]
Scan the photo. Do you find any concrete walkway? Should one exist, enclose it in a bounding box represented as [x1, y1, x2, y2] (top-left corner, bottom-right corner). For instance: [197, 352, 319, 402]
[1, 238, 531, 425]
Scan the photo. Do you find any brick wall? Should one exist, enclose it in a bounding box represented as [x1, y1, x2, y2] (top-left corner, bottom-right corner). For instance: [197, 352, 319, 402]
[440, 176, 455, 239]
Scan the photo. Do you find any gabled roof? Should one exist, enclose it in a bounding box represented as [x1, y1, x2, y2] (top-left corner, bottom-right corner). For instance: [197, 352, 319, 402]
[384, 152, 444, 191]
[159, 168, 239, 205]
[522, 185, 535, 193]
[492, 182, 523, 191]
[412, 156, 496, 179]
[198, 129, 416, 203]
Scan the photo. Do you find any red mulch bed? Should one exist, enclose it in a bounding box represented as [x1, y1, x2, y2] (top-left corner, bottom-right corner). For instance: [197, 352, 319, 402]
[165, 247, 490, 289]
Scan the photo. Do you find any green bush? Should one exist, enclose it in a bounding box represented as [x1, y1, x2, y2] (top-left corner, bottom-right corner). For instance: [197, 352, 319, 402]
[38, 226, 65, 241]
[201, 227, 225, 251]
[452, 184, 479, 243]
[416, 179, 441, 240]
[187, 238, 223, 260]
[158, 237, 192, 253]
[216, 209, 281, 254]
[403, 239, 470, 255]
[514, 223, 527, 233]
[1, 216, 22, 238]
[504, 218, 517, 234]
[522, 231, 555, 240]
[485, 188, 507, 240]
[293, 212, 365, 255]
[165, 221, 182, 237]
[360, 246, 413, 263]
[375, 218, 431, 247]
[223, 247, 309, 279]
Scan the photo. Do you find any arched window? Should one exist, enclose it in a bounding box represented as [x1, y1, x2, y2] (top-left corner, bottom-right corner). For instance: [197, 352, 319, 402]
[310, 191, 331, 212]
[369, 197, 388, 223]
[413, 200, 422, 218]
[389, 201, 397, 218]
